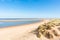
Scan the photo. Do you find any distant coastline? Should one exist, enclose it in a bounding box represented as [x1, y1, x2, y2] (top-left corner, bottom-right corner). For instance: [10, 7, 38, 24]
[0, 19, 41, 28]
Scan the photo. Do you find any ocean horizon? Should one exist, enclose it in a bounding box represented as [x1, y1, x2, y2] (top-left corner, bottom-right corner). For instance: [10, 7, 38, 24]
[0, 18, 41, 28]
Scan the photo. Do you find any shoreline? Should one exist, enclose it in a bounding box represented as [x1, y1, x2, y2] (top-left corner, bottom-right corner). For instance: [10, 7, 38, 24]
[0, 20, 49, 30]
[0, 20, 41, 28]
[0, 20, 50, 40]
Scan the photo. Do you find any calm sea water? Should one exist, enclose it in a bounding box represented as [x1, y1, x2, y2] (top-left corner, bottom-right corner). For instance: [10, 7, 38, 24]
[0, 18, 40, 28]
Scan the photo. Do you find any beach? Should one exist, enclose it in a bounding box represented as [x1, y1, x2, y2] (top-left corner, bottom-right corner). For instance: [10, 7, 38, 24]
[0, 19, 60, 40]
[0, 20, 50, 40]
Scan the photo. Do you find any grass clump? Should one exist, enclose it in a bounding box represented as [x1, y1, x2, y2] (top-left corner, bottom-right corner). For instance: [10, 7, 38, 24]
[36, 19, 60, 39]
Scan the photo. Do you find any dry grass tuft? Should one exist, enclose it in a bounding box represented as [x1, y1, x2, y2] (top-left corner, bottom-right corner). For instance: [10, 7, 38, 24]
[36, 19, 60, 39]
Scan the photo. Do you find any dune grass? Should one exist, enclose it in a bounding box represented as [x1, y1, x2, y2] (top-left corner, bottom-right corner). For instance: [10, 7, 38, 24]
[36, 19, 60, 39]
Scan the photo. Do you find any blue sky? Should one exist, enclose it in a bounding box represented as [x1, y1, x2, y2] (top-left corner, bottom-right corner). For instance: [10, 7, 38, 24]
[0, 0, 60, 18]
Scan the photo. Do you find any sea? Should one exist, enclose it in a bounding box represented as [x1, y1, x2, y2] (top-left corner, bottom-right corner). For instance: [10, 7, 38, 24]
[0, 18, 41, 28]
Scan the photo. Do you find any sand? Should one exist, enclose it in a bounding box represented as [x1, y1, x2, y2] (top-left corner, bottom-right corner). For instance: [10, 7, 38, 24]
[0, 20, 60, 40]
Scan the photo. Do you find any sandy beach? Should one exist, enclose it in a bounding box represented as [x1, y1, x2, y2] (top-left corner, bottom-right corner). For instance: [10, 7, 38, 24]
[0, 20, 50, 40]
[0, 20, 60, 40]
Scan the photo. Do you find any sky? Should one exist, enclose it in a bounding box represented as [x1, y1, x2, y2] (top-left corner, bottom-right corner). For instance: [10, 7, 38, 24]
[0, 0, 60, 18]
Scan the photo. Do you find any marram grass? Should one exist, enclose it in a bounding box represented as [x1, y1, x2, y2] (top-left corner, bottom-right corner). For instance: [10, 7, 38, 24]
[36, 19, 60, 39]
